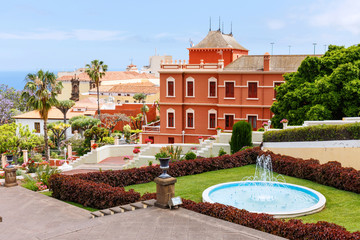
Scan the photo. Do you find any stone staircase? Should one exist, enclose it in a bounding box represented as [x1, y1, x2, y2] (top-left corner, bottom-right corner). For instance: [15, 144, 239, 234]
[90, 199, 156, 218]
[69, 150, 97, 168]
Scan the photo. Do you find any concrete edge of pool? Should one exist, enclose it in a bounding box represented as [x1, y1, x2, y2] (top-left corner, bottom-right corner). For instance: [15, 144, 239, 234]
[202, 181, 326, 219]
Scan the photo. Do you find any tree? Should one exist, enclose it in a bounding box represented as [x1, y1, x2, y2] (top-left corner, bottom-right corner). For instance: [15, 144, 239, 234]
[229, 121, 252, 154]
[69, 115, 101, 135]
[0, 84, 28, 125]
[100, 113, 130, 134]
[133, 93, 147, 103]
[130, 113, 143, 130]
[22, 70, 63, 161]
[0, 123, 43, 158]
[55, 100, 75, 138]
[141, 104, 149, 125]
[85, 60, 108, 119]
[47, 121, 71, 150]
[271, 44, 360, 128]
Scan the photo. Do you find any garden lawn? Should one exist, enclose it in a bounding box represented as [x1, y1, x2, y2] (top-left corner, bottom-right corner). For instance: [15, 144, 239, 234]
[125, 165, 360, 232]
[40, 191, 98, 212]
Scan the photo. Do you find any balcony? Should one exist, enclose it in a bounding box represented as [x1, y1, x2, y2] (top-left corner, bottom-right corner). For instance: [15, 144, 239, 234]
[160, 59, 224, 70]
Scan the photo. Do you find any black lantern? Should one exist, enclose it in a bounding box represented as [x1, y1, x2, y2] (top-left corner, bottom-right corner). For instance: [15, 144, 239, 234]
[158, 157, 171, 178]
[6, 155, 14, 168]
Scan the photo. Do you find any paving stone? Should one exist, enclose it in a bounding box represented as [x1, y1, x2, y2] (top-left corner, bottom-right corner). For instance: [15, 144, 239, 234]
[130, 202, 145, 209]
[120, 204, 135, 211]
[90, 211, 104, 218]
[109, 206, 124, 213]
[142, 199, 156, 207]
[100, 209, 113, 215]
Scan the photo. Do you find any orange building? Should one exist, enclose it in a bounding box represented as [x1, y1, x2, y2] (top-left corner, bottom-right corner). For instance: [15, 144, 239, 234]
[142, 30, 317, 144]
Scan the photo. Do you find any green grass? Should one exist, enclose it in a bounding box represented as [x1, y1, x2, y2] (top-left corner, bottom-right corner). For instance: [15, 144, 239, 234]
[40, 191, 99, 212]
[125, 165, 360, 232]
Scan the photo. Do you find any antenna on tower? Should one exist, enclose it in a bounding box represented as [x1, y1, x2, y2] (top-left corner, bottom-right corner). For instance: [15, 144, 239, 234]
[222, 22, 224, 34]
[209, 17, 212, 31]
[218, 16, 221, 31]
[230, 21, 233, 35]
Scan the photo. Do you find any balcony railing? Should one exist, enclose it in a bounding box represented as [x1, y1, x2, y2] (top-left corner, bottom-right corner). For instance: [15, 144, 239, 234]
[142, 120, 160, 132]
[160, 59, 224, 70]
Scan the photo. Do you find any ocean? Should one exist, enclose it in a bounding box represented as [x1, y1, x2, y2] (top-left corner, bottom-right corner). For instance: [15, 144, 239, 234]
[0, 71, 31, 90]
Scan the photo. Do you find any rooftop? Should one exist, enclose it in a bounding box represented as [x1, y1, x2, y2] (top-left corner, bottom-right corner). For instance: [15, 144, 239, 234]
[224, 54, 322, 72]
[89, 81, 159, 95]
[12, 106, 96, 120]
[192, 30, 248, 50]
[57, 71, 158, 82]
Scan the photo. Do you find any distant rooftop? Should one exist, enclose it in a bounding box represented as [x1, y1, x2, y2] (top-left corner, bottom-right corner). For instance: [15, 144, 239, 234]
[57, 71, 157, 82]
[192, 30, 248, 50]
[224, 55, 322, 72]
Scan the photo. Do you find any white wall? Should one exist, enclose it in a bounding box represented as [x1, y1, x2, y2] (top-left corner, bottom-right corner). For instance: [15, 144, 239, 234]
[15, 118, 73, 138]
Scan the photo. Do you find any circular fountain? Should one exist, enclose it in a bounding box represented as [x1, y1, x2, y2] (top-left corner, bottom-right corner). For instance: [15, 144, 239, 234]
[202, 155, 326, 218]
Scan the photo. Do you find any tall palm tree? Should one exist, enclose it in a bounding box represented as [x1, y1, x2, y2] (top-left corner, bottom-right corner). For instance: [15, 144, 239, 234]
[85, 60, 108, 119]
[55, 100, 75, 138]
[22, 70, 63, 161]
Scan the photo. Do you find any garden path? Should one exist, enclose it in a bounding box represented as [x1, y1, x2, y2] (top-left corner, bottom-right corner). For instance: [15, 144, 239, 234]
[0, 186, 285, 240]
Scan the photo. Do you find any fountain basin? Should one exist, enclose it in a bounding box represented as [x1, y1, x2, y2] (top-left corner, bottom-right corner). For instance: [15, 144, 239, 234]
[202, 181, 326, 218]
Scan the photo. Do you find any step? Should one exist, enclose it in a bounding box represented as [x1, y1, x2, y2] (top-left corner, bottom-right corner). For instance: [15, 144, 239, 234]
[130, 202, 145, 209]
[120, 204, 135, 211]
[109, 207, 124, 213]
[142, 199, 156, 207]
[90, 211, 104, 218]
[100, 209, 113, 215]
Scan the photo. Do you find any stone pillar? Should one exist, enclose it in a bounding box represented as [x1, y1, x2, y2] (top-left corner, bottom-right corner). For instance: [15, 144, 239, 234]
[90, 140, 95, 151]
[114, 136, 119, 145]
[67, 144, 72, 160]
[22, 150, 28, 165]
[1, 154, 6, 169]
[4, 168, 18, 187]
[154, 177, 177, 209]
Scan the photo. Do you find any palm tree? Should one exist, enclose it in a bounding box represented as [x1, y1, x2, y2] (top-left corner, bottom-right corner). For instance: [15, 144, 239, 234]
[22, 70, 63, 161]
[85, 60, 108, 119]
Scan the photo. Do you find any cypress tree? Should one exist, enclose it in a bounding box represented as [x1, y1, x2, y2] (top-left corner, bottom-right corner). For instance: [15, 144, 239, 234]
[230, 121, 252, 154]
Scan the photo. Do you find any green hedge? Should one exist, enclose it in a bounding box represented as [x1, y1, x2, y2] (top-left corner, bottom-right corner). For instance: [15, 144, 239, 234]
[263, 123, 360, 142]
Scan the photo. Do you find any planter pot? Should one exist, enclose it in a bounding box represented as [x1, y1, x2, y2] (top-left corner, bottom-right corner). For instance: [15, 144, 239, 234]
[198, 139, 203, 144]
[264, 125, 269, 131]
[147, 142, 151, 146]
[159, 158, 171, 179]
[217, 129, 221, 135]
[282, 122, 288, 129]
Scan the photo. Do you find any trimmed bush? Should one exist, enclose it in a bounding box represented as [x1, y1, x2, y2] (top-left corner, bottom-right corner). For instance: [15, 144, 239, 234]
[264, 123, 360, 142]
[230, 121, 252, 154]
[181, 200, 360, 240]
[185, 151, 197, 160]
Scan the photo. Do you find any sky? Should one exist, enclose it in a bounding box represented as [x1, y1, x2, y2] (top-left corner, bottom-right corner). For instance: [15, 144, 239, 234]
[0, 0, 360, 74]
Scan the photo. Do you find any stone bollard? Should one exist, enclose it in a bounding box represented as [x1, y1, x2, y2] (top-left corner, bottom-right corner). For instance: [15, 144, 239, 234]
[5, 167, 18, 187]
[22, 150, 28, 165]
[154, 177, 177, 208]
[1, 154, 6, 169]
[67, 144, 72, 160]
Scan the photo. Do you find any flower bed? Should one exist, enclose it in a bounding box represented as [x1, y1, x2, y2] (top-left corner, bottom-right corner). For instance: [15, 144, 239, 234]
[181, 200, 360, 240]
[263, 122, 360, 142]
[48, 147, 360, 238]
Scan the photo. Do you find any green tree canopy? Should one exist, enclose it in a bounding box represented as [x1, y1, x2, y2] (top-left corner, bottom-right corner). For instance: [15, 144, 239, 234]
[69, 115, 101, 134]
[271, 44, 360, 128]
[47, 121, 71, 150]
[22, 70, 63, 161]
[0, 123, 43, 157]
[133, 93, 147, 103]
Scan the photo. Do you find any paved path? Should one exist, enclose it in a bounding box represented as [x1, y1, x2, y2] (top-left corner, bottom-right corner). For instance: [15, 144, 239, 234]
[0, 186, 285, 240]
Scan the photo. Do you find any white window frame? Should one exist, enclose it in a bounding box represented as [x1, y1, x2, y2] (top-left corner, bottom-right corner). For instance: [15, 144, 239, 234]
[273, 81, 284, 100]
[208, 77, 217, 98]
[185, 108, 195, 129]
[166, 108, 175, 128]
[224, 80, 236, 99]
[185, 77, 195, 98]
[246, 114, 258, 129]
[208, 109, 217, 129]
[166, 77, 175, 97]
[247, 81, 259, 100]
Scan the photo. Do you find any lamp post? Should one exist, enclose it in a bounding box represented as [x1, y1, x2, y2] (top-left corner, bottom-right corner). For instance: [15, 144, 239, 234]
[313, 43, 317, 55]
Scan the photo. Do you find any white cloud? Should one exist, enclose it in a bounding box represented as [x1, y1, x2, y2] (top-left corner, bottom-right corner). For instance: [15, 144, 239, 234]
[308, 0, 360, 35]
[0, 29, 127, 41]
[267, 20, 285, 30]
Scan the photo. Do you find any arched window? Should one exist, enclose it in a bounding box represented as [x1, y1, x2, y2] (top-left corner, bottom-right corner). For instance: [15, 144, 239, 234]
[186, 77, 195, 97]
[166, 77, 175, 97]
[186, 108, 195, 128]
[167, 108, 175, 128]
[208, 109, 217, 129]
[208, 77, 217, 98]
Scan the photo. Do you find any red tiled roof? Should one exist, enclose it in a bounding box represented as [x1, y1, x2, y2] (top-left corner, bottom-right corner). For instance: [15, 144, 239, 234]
[57, 71, 157, 82]
[89, 81, 159, 95]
